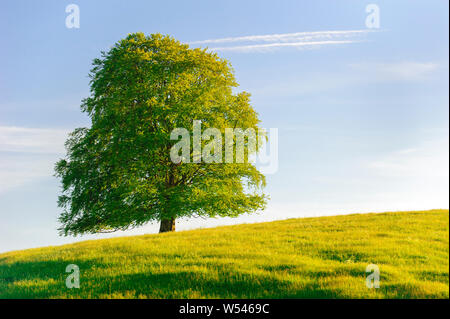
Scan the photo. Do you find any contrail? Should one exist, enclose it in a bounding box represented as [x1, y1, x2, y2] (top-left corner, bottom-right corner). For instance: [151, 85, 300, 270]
[209, 40, 361, 53]
[189, 30, 373, 45]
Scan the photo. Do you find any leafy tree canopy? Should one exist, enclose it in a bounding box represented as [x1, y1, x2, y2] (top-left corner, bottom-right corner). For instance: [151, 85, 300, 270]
[55, 33, 267, 235]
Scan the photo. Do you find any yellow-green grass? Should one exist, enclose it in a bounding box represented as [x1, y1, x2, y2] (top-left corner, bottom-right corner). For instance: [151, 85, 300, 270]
[0, 210, 448, 299]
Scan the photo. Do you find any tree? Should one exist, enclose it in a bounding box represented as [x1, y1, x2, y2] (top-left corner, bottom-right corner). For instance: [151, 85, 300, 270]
[55, 33, 267, 235]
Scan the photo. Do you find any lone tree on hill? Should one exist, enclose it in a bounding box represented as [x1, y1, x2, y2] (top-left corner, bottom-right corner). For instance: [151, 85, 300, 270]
[55, 33, 267, 235]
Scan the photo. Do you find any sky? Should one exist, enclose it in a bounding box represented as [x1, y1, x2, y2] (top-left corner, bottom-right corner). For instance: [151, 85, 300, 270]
[0, 0, 448, 253]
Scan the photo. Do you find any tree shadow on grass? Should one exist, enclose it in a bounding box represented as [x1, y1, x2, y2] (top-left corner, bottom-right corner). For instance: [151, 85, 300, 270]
[0, 259, 107, 298]
[4, 258, 440, 298]
[1, 258, 342, 298]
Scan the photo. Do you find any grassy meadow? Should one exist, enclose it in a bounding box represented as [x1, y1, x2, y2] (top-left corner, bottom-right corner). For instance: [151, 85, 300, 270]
[0, 209, 448, 299]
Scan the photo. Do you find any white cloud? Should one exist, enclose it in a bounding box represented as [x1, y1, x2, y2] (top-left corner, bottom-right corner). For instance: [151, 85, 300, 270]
[0, 154, 57, 193]
[190, 29, 375, 53]
[210, 40, 359, 53]
[247, 60, 440, 99]
[367, 138, 449, 209]
[349, 61, 439, 82]
[368, 138, 449, 178]
[0, 126, 69, 153]
[190, 30, 373, 44]
[0, 126, 70, 193]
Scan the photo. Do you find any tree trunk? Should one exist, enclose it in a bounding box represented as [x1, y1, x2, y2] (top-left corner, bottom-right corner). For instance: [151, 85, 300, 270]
[159, 217, 175, 233]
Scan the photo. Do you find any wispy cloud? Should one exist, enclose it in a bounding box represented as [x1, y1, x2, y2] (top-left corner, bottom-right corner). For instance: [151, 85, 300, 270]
[0, 153, 56, 193]
[210, 40, 359, 53]
[190, 30, 373, 44]
[190, 29, 375, 53]
[366, 138, 449, 209]
[0, 126, 69, 154]
[349, 61, 439, 81]
[368, 138, 449, 179]
[0, 126, 69, 193]
[247, 60, 440, 99]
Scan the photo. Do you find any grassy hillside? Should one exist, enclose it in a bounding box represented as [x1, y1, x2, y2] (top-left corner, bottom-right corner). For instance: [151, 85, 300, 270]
[0, 210, 448, 299]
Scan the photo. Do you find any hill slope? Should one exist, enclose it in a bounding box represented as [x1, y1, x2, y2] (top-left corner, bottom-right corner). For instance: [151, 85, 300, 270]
[0, 210, 448, 299]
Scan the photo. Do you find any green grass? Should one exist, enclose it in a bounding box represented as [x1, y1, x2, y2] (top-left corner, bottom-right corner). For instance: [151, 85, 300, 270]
[0, 210, 448, 299]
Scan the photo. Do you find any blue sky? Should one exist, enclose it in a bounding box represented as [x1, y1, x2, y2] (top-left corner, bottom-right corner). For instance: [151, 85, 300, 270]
[0, 0, 448, 253]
